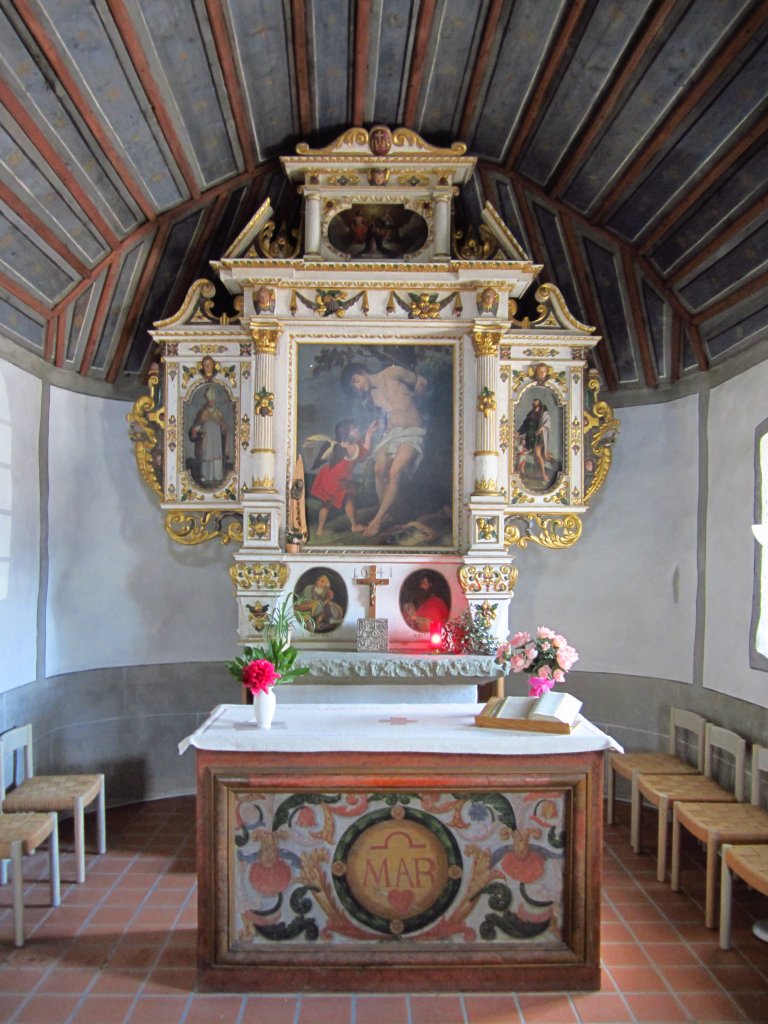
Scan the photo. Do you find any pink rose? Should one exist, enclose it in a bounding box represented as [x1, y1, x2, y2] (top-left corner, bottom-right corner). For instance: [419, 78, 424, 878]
[528, 676, 554, 698]
[510, 631, 532, 647]
[537, 627, 556, 639]
[553, 668, 565, 683]
[510, 653, 527, 672]
[243, 659, 281, 694]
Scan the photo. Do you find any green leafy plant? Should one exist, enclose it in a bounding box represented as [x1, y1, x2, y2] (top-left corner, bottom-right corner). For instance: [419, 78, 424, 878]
[225, 598, 313, 685]
[441, 606, 498, 656]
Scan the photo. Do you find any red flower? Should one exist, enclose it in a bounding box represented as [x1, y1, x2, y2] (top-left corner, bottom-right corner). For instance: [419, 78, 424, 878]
[243, 659, 281, 694]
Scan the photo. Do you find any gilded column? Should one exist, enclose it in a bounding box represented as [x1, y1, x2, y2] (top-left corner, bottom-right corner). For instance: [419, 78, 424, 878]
[250, 321, 279, 492]
[472, 325, 503, 495]
[304, 191, 321, 257]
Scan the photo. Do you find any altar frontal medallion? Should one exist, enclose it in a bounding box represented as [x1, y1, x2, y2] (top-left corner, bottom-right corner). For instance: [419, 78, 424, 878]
[332, 806, 462, 935]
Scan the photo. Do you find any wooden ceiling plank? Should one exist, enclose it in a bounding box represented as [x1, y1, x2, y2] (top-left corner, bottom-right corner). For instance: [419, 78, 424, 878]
[106, 223, 171, 383]
[0, 270, 55, 321]
[591, 4, 768, 223]
[0, 180, 88, 279]
[640, 253, 708, 369]
[0, 80, 119, 249]
[14, 0, 156, 221]
[670, 312, 681, 382]
[79, 257, 121, 376]
[457, 0, 506, 143]
[290, 0, 312, 136]
[162, 193, 230, 323]
[54, 311, 68, 368]
[203, 0, 258, 169]
[559, 211, 619, 392]
[503, 0, 590, 170]
[692, 267, 768, 327]
[402, 0, 438, 126]
[43, 317, 56, 362]
[105, 0, 200, 198]
[669, 189, 768, 287]
[549, 0, 680, 200]
[620, 247, 657, 387]
[352, 0, 372, 128]
[639, 112, 768, 255]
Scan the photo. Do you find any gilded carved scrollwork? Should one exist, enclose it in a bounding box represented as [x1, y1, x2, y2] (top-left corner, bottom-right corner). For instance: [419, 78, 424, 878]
[229, 562, 290, 591]
[583, 372, 620, 503]
[458, 563, 518, 594]
[504, 512, 583, 550]
[127, 373, 164, 497]
[165, 510, 243, 546]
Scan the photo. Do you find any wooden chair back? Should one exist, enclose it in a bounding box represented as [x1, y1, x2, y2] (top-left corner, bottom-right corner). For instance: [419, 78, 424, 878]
[0, 725, 34, 802]
[702, 723, 746, 801]
[749, 744, 768, 806]
[668, 707, 706, 768]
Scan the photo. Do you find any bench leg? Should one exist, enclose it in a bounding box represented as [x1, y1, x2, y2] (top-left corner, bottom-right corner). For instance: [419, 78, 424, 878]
[11, 841, 24, 947]
[719, 846, 733, 950]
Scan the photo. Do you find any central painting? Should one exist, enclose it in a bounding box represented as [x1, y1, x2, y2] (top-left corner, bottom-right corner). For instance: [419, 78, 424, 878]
[295, 341, 456, 551]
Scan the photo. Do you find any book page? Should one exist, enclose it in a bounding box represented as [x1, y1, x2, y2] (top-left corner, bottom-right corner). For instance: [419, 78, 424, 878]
[529, 691, 583, 725]
[494, 697, 536, 720]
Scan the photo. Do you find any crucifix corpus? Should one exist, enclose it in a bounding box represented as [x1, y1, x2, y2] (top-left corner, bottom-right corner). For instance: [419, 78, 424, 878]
[355, 564, 389, 618]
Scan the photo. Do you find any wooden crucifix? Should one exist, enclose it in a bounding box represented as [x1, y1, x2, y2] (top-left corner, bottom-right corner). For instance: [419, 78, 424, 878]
[355, 564, 389, 618]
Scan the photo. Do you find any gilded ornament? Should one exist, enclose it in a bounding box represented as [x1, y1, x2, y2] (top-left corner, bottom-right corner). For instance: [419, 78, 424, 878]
[535, 284, 595, 333]
[389, 291, 458, 319]
[477, 386, 496, 418]
[397, 173, 430, 186]
[472, 328, 501, 357]
[504, 512, 583, 550]
[476, 517, 499, 541]
[251, 476, 276, 490]
[155, 279, 216, 328]
[247, 513, 271, 540]
[165, 510, 243, 546]
[165, 415, 177, 452]
[127, 375, 164, 497]
[257, 220, 301, 258]
[212, 480, 238, 502]
[458, 564, 517, 594]
[180, 479, 206, 502]
[327, 173, 360, 186]
[498, 414, 510, 452]
[294, 289, 365, 318]
[474, 478, 498, 494]
[229, 562, 290, 591]
[251, 327, 278, 354]
[477, 600, 497, 624]
[254, 387, 274, 417]
[584, 374, 620, 502]
[239, 415, 251, 450]
[452, 224, 497, 261]
[246, 601, 271, 631]
[499, 365, 510, 382]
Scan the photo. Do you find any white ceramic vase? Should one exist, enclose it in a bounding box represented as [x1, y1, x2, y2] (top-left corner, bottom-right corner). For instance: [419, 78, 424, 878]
[254, 688, 277, 729]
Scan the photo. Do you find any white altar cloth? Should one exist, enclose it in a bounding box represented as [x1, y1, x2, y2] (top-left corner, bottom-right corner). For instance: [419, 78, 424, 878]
[179, 703, 623, 757]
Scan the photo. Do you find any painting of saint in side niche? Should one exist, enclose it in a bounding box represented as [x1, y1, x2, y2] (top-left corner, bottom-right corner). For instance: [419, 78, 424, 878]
[400, 569, 452, 633]
[293, 568, 347, 634]
[328, 204, 428, 259]
[513, 387, 564, 492]
[298, 343, 455, 550]
[184, 382, 235, 488]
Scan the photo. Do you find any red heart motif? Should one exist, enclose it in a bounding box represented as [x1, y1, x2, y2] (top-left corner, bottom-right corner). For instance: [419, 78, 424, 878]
[388, 889, 415, 916]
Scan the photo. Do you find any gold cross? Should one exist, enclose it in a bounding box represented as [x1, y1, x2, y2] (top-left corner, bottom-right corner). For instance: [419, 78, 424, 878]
[356, 564, 389, 618]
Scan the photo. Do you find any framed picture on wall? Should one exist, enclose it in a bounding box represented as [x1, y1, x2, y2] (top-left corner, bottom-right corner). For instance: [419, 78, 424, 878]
[295, 341, 457, 550]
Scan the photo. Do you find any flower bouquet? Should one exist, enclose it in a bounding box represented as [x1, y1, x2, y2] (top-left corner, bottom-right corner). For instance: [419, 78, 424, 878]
[225, 599, 311, 697]
[495, 627, 579, 697]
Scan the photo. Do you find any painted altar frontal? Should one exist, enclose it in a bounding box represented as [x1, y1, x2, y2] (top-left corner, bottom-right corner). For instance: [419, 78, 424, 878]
[231, 786, 567, 950]
[129, 125, 618, 654]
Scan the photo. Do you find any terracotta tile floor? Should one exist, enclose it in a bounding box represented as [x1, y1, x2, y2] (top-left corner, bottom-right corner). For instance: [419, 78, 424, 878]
[0, 797, 766, 1023]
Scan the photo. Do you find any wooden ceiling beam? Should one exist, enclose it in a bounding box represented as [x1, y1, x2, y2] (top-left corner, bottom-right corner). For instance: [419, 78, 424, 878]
[669, 189, 768, 288]
[0, 80, 120, 251]
[106, 221, 173, 383]
[559, 212, 619, 392]
[79, 257, 121, 376]
[106, 0, 200, 199]
[203, 0, 258, 169]
[54, 310, 68, 368]
[638, 111, 768, 256]
[503, 0, 591, 170]
[0, 270, 54, 321]
[160, 191, 231, 326]
[620, 247, 657, 387]
[457, 0, 506, 143]
[670, 313, 682, 383]
[352, 0, 372, 127]
[591, 4, 768, 224]
[290, 0, 312, 136]
[549, 0, 680, 200]
[402, 0, 438, 126]
[14, 0, 156, 221]
[0, 179, 88, 279]
[691, 267, 768, 327]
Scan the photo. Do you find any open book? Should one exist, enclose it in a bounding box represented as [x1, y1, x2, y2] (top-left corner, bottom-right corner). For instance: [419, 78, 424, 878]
[474, 693, 583, 734]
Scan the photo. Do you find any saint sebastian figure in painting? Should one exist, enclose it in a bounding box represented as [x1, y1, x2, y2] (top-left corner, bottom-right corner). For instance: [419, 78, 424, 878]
[341, 363, 427, 537]
[189, 386, 228, 484]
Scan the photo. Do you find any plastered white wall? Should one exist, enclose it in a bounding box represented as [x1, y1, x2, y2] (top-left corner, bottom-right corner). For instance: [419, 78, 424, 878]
[704, 359, 768, 708]
[0, 359, 40, 693]
[46, 388, 236, 675]
[508, 397, 699, 682]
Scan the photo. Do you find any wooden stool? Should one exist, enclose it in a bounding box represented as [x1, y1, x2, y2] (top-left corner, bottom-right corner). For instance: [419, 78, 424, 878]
[0, 811, 60, 946]
[720, 844, 768, 949]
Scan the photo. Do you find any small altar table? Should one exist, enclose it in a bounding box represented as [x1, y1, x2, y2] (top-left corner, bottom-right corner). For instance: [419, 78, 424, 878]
[181, 703, 621, 993]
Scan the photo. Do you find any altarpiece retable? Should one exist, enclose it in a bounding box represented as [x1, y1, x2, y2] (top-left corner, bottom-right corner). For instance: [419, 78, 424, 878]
[129, 126, 618, 654]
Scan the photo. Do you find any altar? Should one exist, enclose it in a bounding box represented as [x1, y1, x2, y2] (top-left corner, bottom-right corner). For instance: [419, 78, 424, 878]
[182, 703, 621, 992]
